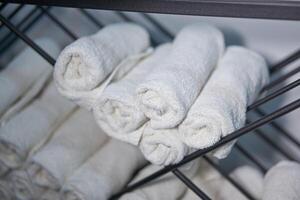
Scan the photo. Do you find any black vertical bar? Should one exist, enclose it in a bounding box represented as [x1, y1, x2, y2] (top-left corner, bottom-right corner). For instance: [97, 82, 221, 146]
[79, 9, 103, 28]
[172, 168, 211, 200]
[0, 13, 55, 65]
[0, 4, 24, 29]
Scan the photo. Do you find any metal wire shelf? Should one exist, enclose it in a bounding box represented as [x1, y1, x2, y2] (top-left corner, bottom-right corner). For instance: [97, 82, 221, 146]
[0, 3, 299, 200]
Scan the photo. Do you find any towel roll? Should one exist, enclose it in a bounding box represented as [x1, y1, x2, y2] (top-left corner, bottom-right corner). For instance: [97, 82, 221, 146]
[54, 23, 151, 109]
[0, 82, 76, 175]
[139, 123, 189, 166]
[62, 139, 147, 200]
[137, 24, 224, 129]
[179, 46, 269, 159]
[263, 161, 300, 200]
[93, 44, 171, 145]
[120, 161, 199, 200]
[27, 108, 108, 190]
[0, 38, 60, 118]
[40, 190, 60, 200]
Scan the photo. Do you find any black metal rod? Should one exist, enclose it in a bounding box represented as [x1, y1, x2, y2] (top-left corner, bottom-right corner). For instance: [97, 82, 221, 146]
[172, 168, 211, 200]
[141, 13, 173, 39]
[270, 49, 300, 74]
[111, 99, 300, 198]
[0, 6, 41, 54]
[0, 3, 7, 11]
[263, 65, 300, 91]
[79, 9, 103, 28]
[235, 143, 267, 173]
[0, 4, 24, 29]
[255, 108, 300, 148]
[39, 6, 77, 40]
[204, 156, 254, 200]
[248, 79, 300, 111]
[0, 13, 55, 65]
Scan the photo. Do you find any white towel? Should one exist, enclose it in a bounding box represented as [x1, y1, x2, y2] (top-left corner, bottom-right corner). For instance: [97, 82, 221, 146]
[62, 139, 147, 200]
[54, 23, 151, 110]
[0, 178, 13, 200]
[179, 46, 269, 159]
[0, 82, 76, 175]
[263, 161, 300, 200]
[0, 38, 60, 119]
[27, 108, 108, 190]
[40, 190, 60, 200]
[93, 44, 171, 145]
[139, 122, 189, 166]
[120, 161, 199, 200]
[136, 24, 224, 129]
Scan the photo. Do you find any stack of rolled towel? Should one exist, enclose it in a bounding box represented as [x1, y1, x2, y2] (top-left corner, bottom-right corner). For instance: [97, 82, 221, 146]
[2, 22, 298, 200]
[54, 22, 269, 166]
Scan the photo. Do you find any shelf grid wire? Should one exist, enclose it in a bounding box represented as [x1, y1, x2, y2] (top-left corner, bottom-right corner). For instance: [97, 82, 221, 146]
[0, 3, 299, 200]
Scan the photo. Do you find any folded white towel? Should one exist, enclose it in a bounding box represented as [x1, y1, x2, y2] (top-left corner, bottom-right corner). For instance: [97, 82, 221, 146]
[62, 139, 147, 200]
[136, 24, 224, 129]
[27, 108, 108, 190]
[93, 44, 171, 145]
[263, 161, 300, 200]
[179, 46, 269, 159]
[120, 161, 199, 200]
[0, 82, 76, 175]
[139, 122, 189, 166]
[54, 23, 151, 110]
[0, 178, 13, 200]
[182, 164, 263, 200]
[0, 38, 60, 119]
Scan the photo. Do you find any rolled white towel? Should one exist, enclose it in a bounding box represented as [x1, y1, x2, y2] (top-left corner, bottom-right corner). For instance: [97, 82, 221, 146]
[27, 108, 108, 190]
[0, 178, 13, 200]
[94, 44, 171, 145]
[0, 38, 60, 119]
[137, 24, 225, 129]
[179, 46, 269, 159]
[120, 161, 199, 200]
[54, 23, 151, 110]
[0, 82, 76, 175]
[139, 122, 189, 166]
[40, 190, 60, 200]
[62, 139, 147, 200]
[263, 161, 300, 200]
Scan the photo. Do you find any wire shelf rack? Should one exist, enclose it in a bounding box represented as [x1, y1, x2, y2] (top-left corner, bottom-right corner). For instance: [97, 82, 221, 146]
[0, 2, 299, 199]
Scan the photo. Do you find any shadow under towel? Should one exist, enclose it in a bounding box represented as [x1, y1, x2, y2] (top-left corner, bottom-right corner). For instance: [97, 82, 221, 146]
[93, 44, 171, 145]
[0, 82, 76, 176]
[137, 23, 224, 129]
[62, 139, 147, 200]
[54, 23, 151, 110]
[179, 46, 269, 159]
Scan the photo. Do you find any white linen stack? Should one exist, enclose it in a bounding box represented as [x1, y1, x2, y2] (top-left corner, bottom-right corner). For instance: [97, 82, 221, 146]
[62, 139, 147, 200]
[136, 24, 224, 129]
[179, 46, 269, 159]
[93, 44, 171, 145]
[0, 82, 76, 176]
[263, 161, 300, 200]
[0, 38, 59, 123]
[120, 161, 199, 200]
[54, 23, 151, 110]
[27, 109, 108, 190]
